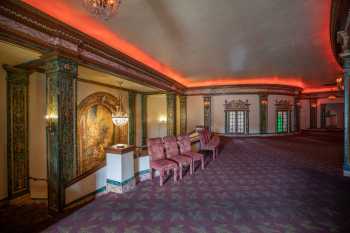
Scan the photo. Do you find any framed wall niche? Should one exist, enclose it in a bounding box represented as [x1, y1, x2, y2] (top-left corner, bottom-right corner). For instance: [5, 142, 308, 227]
[224, 100, 250, 135]
[77, 92, 128, 176]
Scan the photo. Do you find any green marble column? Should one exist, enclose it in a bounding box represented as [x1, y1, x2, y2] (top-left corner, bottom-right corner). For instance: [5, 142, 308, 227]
[45, 56, 77, 212]
[259, 94, 268, 134]
[179, 95, 187, 135]
[343, 56, 350, 176]
[310, 99, 317, 129]
[3, 65, 30, 200]
[128, 92, 136, 145]
[167, 93, 176, 136]
[141, 94, 147, 146]
[203, 96, 211, 130]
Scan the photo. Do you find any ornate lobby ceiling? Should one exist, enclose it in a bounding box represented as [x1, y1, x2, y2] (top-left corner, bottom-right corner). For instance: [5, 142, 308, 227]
[23, 0, 341, 89]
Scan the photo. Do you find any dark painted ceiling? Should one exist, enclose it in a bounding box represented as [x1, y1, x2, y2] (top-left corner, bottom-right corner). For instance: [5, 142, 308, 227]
[23, 0, 342, 88]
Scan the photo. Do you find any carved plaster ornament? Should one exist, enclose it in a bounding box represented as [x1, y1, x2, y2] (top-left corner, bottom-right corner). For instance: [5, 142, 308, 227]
[338, 10, 350, 57]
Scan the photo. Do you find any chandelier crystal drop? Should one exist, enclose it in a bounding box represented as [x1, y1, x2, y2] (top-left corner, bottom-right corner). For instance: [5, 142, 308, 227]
[83, 0, 121, 20]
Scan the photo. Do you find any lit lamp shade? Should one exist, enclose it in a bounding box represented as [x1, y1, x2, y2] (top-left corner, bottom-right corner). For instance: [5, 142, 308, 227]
[311, 103, 317, 108]
[261, 100, 268, 105]
[328, 95, 337, 100]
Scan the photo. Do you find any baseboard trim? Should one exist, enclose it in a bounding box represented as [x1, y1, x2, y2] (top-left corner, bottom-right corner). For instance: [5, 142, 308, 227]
[64, 186, 106, 210]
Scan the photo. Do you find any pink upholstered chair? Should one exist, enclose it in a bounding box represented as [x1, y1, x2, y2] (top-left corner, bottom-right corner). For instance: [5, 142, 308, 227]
[163, 136, 193, 179]
[177, 135, 205, 171]
[148, 138, 178, 186]
[198, 128, 220, 160]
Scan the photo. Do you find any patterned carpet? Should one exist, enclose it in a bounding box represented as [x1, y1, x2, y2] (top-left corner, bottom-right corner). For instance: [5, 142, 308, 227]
[4, 132, 350, 233]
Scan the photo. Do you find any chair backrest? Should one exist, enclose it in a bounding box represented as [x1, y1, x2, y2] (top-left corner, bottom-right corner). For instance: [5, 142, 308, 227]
[147, 138, 165, 161]
[198, 129, 211, 146]
[177, 135, 192, 154]
[163, 136, 179, 158]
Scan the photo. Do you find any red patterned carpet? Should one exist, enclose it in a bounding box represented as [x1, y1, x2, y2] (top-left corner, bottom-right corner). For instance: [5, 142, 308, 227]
[2, 131, 350, 233]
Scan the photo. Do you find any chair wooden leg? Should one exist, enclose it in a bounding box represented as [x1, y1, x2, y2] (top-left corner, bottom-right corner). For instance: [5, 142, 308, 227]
[179, 166, 183, 180]
[190, 162, 193, 175]
[160, 170, 164, 186]
[173, 168, 177, 183]
[151, 169, 154, 179]
[201, 158, 205, 170]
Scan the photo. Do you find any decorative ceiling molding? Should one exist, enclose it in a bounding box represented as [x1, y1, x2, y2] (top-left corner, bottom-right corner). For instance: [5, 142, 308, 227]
[224, 100, 250, 111]
[275, 100, 292, 111]
[0, 0, 186, 93]
[331, 0, 350, 65]
[185, 84, 301, 96]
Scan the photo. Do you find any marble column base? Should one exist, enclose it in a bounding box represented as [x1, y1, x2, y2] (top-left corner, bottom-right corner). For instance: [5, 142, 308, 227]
[107, 178, 136, 193]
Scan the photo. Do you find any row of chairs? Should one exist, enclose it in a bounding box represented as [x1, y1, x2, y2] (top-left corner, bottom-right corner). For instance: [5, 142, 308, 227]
[147, 129, 220, 186]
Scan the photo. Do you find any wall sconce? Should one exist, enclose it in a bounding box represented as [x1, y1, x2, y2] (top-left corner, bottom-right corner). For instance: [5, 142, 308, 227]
[296, 102, 301, 106]
[328, 95, 337, 100]
[311, 103, 317, 108]
[261, 99, 268, 105]
[203, 98, 210, 108]
[45, 113, 58, 134]
[158, 115, 167, 124]
[336, 76, 344, 91]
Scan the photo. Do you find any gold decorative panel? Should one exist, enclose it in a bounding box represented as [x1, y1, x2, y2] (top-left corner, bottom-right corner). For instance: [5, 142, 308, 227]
[77, 92, 127, 175]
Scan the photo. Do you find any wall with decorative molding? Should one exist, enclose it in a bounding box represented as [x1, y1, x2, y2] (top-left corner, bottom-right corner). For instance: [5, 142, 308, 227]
[28, 72, 47, 199]
[317, 97, 344, 129]
[147, 94, 167, 138]
[211, 95, 260, 134]
[300, 99, 310, 130]
[0, 66, 7, 200]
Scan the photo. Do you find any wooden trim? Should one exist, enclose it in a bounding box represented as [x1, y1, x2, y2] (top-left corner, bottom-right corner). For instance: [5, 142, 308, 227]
[64, 186, 106, 209]
[0, 1, 185, 93]
[187, 84, 302, 92]
[77, 78, 139, 93]
[186, 91, 298, 96]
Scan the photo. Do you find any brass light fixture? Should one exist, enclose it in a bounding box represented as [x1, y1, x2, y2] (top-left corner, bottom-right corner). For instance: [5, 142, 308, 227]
[112, 105, 128, 126]
[83, 0, 121, 20]
[336, 75, 344, 91]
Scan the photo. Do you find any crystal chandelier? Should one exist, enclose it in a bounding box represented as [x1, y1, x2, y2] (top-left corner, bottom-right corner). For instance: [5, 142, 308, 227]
[112, 105, 128, 126]
[83, 0, 121, 20]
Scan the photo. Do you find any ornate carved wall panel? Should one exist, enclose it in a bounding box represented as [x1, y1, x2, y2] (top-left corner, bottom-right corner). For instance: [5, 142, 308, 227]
[167, 93, 176, 136]
[45, 56, 77, 212]
[77, 92, 125, 175]
[203, 96, 212, 130]
[4, 65, 29, 199]
[128, 92, 136, 145]
[179, 95, 187, 135]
